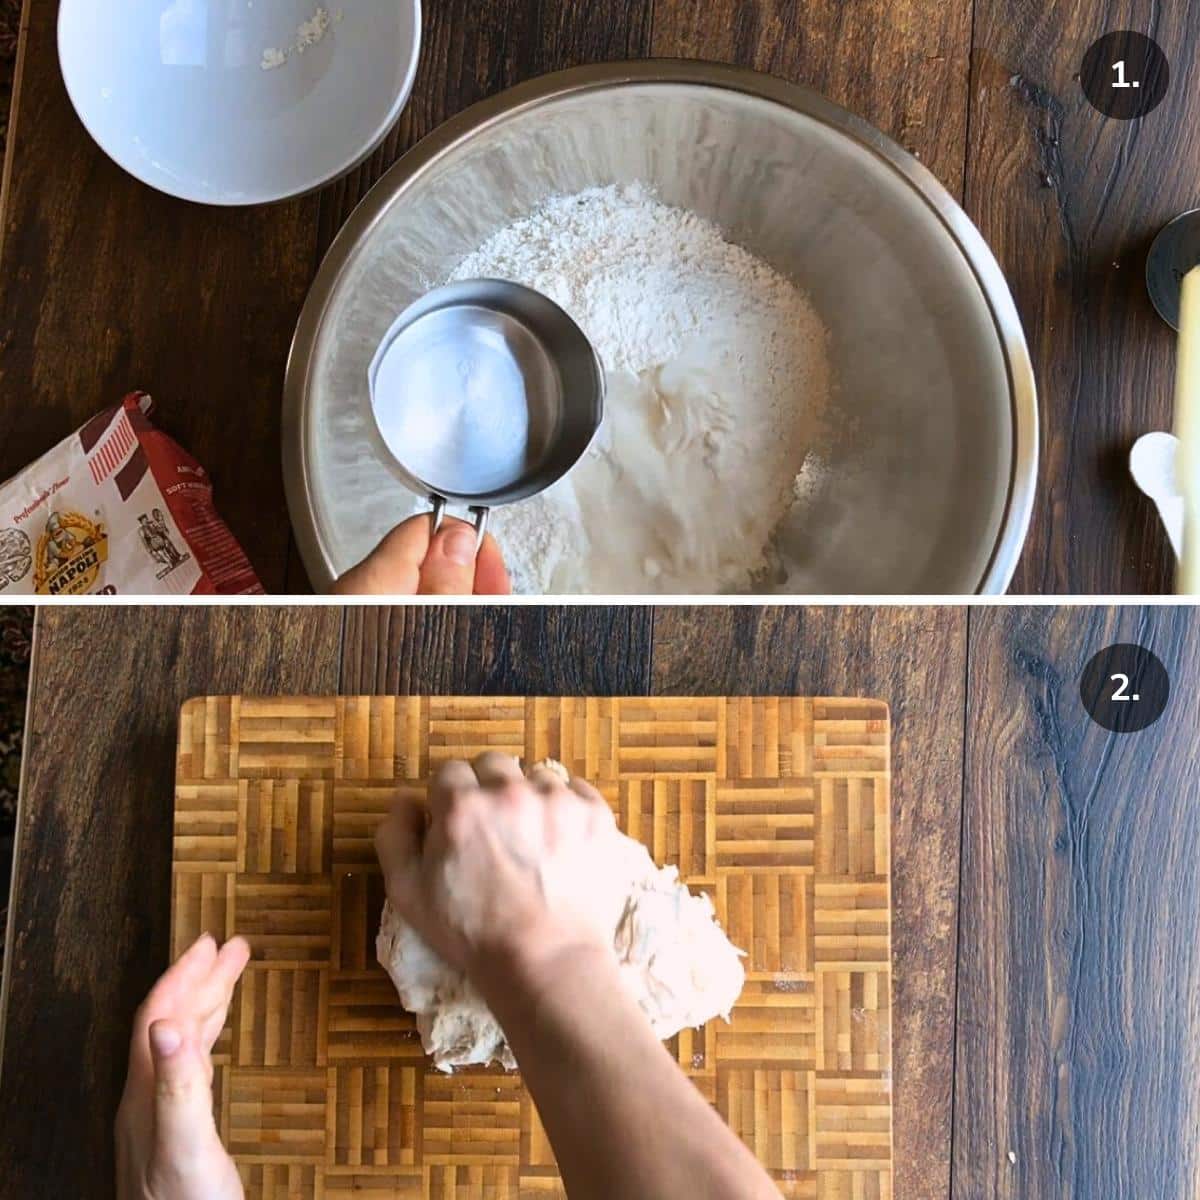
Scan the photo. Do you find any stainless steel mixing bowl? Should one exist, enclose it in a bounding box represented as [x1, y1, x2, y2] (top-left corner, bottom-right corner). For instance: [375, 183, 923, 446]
[284, 61, 1037, 593]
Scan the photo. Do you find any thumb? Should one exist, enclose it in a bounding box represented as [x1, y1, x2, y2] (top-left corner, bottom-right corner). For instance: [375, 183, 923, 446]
[418, 519, 480, 595]
[148, 1020, 221, 1176]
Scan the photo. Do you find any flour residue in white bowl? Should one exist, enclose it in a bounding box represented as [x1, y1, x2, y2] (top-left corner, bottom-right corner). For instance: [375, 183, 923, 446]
[260, 5, 344, 70]
[447, 183, 831, 594]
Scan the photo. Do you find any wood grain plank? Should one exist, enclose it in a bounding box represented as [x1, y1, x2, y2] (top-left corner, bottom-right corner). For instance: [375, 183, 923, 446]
[340, 605, 654, 695]
[0, 1, 320, 592]
[966, 4, 1200, 593]
[650, 0, 974, 198]
[955, 606, 1200, 1198]
[0, 608, 343, 1197]
[651, 607, 966, 1200]
[0, 0, 32, 250]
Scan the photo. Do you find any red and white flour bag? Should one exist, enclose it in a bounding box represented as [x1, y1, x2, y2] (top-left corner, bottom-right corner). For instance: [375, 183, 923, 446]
[0, 393, 263, 595]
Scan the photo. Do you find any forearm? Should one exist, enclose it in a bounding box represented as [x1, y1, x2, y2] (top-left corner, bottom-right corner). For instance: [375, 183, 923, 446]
[478, 944, 778, 1200]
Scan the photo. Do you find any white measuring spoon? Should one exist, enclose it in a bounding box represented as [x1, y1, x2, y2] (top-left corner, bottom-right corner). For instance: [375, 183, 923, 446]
[1130, 431, 1184, 561]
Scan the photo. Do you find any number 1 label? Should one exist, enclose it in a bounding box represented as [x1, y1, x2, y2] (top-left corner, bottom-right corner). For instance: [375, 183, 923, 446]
[1112, 60, 1140, 88]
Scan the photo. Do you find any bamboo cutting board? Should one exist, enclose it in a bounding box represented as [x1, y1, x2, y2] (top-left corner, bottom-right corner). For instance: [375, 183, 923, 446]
[172, 696, 893, 1200]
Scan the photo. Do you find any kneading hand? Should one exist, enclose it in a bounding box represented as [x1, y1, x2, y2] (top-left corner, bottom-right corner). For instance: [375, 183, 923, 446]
[116, 934, 251, 1200]
[333, 514, 511, 595]
[376, 756, 782, 1200]
[374, 753, 620, 991]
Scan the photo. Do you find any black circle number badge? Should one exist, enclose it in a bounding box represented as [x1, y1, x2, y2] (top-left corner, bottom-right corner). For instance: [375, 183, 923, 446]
[1080, 643, 1170, 733]
[1081, 32, 1169, 120]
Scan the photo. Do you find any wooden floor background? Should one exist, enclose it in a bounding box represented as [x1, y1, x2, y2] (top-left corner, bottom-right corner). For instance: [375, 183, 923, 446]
[0, 606, 1197, 1198]
[1, 0, 1198, 593]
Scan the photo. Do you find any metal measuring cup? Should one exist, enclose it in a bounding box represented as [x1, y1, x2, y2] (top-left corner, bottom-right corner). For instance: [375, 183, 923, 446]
[368, 279, 605, 547]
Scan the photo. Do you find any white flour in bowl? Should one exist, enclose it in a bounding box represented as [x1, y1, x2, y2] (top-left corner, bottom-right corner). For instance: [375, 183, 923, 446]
[448, 183, 830, 594]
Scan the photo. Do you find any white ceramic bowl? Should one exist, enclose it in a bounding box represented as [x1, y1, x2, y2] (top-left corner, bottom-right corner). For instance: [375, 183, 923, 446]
[58, 0, 422, 206]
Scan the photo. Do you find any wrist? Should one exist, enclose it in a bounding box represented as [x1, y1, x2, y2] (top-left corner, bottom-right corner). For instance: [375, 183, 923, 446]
[469, 920, 616, 1014]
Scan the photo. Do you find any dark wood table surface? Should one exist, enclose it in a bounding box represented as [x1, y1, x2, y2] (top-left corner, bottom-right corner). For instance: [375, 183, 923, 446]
[0, 605, 1197, 1197]
[1, 0, 1196, 593]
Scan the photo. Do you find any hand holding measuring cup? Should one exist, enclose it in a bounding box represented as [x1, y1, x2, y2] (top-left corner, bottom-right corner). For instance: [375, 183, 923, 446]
[338, 279, 603, 595]
[333, 514, 511, 595]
